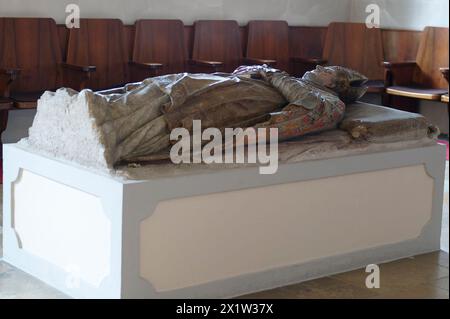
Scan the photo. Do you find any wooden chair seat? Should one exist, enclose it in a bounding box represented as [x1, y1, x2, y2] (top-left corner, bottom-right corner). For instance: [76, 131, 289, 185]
[386, 86, 448, 101]
[442, 94, 449, 103]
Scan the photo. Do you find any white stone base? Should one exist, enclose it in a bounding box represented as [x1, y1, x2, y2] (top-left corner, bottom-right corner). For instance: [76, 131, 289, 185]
[2, 143, 446, 299]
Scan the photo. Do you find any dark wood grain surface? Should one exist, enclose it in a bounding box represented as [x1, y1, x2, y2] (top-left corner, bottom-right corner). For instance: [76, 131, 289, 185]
[246, 21, 290, 72]
[0, 18, 62, 100]
[414, 27, 449, 89]
[382, 29, 421, 62]
[323, 22, 385, 81]
[132, 19, 186, 79]
[66, 19, 129, 90]
[192, 20, 242, 73]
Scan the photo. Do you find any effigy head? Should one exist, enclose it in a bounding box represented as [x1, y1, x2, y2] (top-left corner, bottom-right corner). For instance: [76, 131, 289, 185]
[303, 65, 368, 103]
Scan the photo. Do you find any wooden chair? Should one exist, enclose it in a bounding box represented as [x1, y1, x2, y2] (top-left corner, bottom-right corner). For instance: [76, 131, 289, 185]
[66, 19, 129, 90]
[0, 18, 63, 109]
[190, 20, 243, 73]
[0, 18, 89, 158]
[321, 22, 385, 93]
[131, 19, 186, 81]
[383, 27, 449, 104]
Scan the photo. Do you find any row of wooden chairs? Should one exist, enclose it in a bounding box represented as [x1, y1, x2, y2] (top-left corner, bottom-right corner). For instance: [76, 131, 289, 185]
[1, 18, 449, 109]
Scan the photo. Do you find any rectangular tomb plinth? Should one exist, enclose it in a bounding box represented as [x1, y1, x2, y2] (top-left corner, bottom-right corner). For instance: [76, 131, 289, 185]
[2, 143, 446, 299]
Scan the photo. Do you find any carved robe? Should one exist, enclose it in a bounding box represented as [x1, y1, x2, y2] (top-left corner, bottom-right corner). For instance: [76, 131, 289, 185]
[22, 67, 356, 169]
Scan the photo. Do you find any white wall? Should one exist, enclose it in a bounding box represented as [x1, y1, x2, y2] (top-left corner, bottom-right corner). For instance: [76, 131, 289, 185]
[349, 0, 449, 30]
[0, 0, 351, 26]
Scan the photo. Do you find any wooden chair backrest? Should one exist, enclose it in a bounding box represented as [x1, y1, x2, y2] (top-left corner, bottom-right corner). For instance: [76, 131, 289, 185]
[0, 18, 62, 93]
[133, 19, 186, 75]
[323, 22, 384, 80]
[382, 29, 421, 62]
[414, 27, 449, 89]
[246, 20, 290, 72]
[290, 26, 327, 59]
[66, 19, 128, 90]
[192, 20, 242, 72]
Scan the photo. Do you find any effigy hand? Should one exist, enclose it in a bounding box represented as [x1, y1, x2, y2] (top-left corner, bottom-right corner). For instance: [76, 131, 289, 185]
[232, 64, 281, 80]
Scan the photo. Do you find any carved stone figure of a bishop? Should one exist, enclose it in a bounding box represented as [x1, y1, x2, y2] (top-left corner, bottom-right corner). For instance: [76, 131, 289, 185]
[21, 65, 369, 169]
